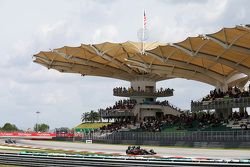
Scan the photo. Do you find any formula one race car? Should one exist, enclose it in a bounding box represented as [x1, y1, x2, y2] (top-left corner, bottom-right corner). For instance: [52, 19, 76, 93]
[126, 146, 156, 155]
[5, 138, 16, 144]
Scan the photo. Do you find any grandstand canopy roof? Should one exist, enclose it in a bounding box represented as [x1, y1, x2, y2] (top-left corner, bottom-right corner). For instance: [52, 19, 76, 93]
[33, 25, 250, 87]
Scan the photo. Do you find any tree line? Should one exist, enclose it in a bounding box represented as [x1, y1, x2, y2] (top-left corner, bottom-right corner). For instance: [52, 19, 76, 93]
[81, 110, 101, 123]
[0, 123, 50, 132]
[0, 123, 18, 131]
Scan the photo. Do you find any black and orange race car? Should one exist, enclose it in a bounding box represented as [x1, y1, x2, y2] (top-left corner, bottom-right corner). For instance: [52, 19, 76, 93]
[126, 146, 156, 155]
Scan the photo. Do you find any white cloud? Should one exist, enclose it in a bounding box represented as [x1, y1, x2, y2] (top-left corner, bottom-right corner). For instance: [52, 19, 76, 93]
[92, 25, 118, 43]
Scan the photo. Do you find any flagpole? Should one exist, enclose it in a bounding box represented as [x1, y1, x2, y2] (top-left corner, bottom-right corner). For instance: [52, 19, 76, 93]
[142, 10, 145, 54]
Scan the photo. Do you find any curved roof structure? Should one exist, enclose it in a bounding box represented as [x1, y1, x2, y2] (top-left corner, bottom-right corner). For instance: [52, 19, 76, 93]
[33, 25, 250, 87]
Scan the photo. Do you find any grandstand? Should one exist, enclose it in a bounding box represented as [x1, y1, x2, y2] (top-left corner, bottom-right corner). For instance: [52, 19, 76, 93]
[191, 86, 250, 117]
[34, 25, 250, 145]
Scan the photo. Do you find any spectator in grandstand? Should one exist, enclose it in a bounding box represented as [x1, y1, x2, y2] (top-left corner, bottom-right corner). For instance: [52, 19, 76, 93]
[103, 99, 137, 111]
[113, 87, 174, 95]
[192, 86, 250, 108]
[100, 120, 133, 133]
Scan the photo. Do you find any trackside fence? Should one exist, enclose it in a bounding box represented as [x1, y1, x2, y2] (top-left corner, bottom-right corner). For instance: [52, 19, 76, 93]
[82, 130, 250, 142]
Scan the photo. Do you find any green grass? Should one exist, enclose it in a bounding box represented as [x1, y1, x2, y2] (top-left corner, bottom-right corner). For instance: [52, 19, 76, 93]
[75, 122, 111, 129]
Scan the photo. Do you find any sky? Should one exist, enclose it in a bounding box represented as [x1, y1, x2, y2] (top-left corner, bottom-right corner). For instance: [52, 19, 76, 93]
[0, 0, 250, 130]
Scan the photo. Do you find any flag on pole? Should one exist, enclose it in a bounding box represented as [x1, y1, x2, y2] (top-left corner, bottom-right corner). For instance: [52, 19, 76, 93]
[143, 10, 147, 30]
[142, 10, 147, 54]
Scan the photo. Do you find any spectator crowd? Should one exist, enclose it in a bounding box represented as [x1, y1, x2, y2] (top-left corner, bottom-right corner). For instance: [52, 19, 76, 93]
[201, 86, 249, 102]
[191, 86, 250, 107]
[103, 99, 137, 111]
[100, 120, 134, 133]
[113, 87, 173, 95]
[99, 110, 249, 133]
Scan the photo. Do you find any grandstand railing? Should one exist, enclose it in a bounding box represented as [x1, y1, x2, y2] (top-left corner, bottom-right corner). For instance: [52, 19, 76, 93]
[165, 101, 185, 113]
[83, 130, 250, 142]
[99, 102, 184, 118]
[113, 89, 174, 97]
[139, 102, 184, 113]
[99, 110, 134, 118]
[191, 97, 250, 111]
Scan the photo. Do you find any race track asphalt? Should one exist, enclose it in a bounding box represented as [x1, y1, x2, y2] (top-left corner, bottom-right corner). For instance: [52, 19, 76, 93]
[1, 139, 250, 160]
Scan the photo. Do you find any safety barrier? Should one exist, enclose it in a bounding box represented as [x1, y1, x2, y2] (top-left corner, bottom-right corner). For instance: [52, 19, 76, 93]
[0, 132, 56, 139]
[0, 152, 250, 167]
[83, 130, 250, 142]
